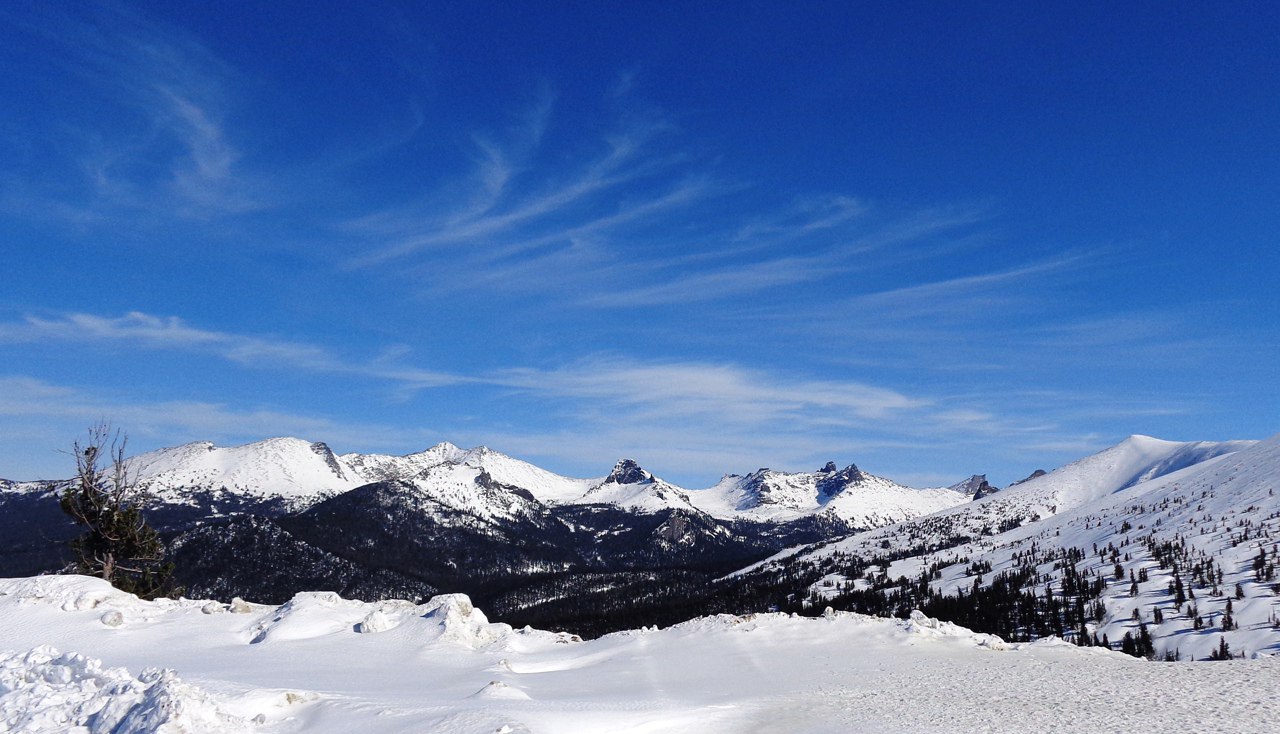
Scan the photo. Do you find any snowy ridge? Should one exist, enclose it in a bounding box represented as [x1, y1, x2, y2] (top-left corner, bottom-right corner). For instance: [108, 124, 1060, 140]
[687, 461, 970, 525]
[397, 462, 549, 523]
[454, 446, 598, 505]
[0, 478, 47, 496]
[741, 434, 1275, 661]
[751, 435, 1255, 568]
[8, 435, 997, 528]
[128, 437, 366, 501]
[1, 575, 1277, 733]
[338, 441, 467, 482]
[13, 434, 1252, 532]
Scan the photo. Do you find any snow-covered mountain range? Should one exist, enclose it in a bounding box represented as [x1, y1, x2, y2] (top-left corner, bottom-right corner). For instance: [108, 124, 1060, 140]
[64, 436, 975, 523]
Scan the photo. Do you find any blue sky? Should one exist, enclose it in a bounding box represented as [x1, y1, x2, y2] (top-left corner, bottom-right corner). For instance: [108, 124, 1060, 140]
[1, 2, 1277, 486]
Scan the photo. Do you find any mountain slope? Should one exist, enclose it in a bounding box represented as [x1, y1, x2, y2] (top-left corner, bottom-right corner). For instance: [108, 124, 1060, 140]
[750, 435, 1256, 565]
[129, 438, 364, 503]
[732, 434, 1275, 660]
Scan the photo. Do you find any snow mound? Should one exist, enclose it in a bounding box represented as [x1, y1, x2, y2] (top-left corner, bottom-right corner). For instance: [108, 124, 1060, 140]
[470, 680, 531, 700]
[354, 609, 396, 634]
[661, 608, 1012, 652]
[0, 646, 249, 733]
[421, 594, 513, 649]
[245, 591, 517, 649]
[904, 610, 1009, 649]
[248, 591, 387, 644]
[0, 575, 137, 613]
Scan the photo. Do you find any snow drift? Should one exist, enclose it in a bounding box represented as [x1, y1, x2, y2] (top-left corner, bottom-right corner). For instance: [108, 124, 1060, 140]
[1, 575, 1277, 733]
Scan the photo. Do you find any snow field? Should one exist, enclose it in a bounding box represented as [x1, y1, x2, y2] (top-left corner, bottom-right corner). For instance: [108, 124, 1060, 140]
[2, 575, 1278, 733]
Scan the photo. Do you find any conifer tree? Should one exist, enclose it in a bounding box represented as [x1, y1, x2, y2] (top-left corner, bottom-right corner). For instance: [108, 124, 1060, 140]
[1209, 636, 1231, 661]
[58, 423, 175, 599]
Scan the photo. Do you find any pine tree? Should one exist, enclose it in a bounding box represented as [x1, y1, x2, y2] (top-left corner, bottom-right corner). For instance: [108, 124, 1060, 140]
[1208, 636, 1231, 661]
[58, 423, 175, 599]
[1137, 622, 1154, 659]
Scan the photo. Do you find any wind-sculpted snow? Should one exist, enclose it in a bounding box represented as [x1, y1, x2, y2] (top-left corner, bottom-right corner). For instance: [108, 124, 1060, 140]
[245, 590, 531, 650]
[0, 646, 249, 733]
[1, 575, 1277, 733]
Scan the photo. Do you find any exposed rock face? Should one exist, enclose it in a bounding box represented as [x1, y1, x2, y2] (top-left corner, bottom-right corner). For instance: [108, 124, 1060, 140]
[1008, 469, 1047, 487]
[949, 474, 997, 501]
[972, 478, 997, 501]
[605, 459, 652, 485]
[816, 464, 866, 499]
[310, 442, 349, 480]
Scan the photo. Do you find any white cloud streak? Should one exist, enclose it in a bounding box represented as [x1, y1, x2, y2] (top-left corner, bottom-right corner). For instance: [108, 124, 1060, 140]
[0, 312, 464, 389]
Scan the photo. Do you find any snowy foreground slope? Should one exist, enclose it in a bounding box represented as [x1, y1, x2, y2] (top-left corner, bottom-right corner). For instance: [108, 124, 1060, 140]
[1, 576, 1277, 734]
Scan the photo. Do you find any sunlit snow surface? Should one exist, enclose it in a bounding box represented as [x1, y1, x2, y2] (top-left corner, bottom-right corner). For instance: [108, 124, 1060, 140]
[1, 576, 1276, 733]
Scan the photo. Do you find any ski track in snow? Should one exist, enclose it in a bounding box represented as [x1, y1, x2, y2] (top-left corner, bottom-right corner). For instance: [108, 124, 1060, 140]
[0, 576, 1277, 733]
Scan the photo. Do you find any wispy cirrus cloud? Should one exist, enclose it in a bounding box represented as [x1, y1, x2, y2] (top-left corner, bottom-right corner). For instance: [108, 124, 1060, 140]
[0, 312, 464, 390]
[580, 256, 834, 307]
[833, 251, 1091, 318]
[492, 357, 925, 423]
[0, 311, 924, 423]
[0, 4, 268, 220]
[333, 84, 1001, 312]
[346, 103, 686, 267]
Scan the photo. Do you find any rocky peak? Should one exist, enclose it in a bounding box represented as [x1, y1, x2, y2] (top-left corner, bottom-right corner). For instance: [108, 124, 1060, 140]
[605, 459, 652, 485]
[818, 461, 838, 474]
[473, 469, 536, 502]
[816, 464, 866, 498]
[948, 474, 989, 496]
[1008, 469, 1047, 487]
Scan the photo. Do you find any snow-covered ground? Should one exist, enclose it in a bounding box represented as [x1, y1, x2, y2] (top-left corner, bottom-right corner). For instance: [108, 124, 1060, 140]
[1, 576, 1276, 733]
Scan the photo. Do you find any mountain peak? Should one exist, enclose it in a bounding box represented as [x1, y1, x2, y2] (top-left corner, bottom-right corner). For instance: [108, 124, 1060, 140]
[948, 474, 995, 499]
[1007, 469, 1047, 488]
[606, 459, 653, 485]
[817, 461, 838, 474]
[815, 464, 866, 498]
